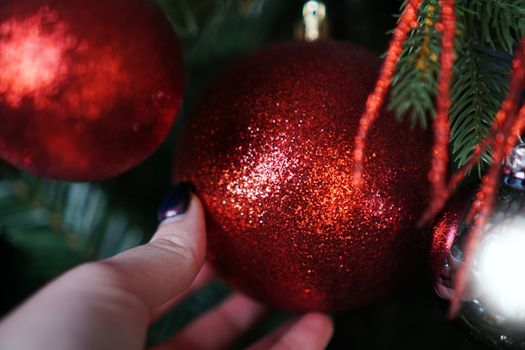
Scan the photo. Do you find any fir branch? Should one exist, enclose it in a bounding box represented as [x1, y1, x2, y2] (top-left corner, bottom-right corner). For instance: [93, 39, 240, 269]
[450, 45, 511, 173]
[389, 0, 441, 128]
[389, 0, 522, 174]
[468, 0, 525, 53]
[0, 174, 144, 271]
[157, 0, 284, 60]
[448, 0, 518, 172]
[156, 0, 243, 41]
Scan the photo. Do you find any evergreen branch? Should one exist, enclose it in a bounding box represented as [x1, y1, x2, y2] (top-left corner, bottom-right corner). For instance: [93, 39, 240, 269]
[450, 45, 512, 173]
[389, 0, 441, 127]
[156, 0, 243, 41]
[448, 1, 516, 172]
[0, 173, 144, 281]
[389, 0, 521, 174]
[468, 0, 525, 53]
[184, 0, 286, 63]
[157, 0, 286, 60]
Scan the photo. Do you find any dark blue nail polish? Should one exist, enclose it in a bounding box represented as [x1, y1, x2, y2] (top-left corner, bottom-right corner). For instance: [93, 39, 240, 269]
[157, 183, 193, 223]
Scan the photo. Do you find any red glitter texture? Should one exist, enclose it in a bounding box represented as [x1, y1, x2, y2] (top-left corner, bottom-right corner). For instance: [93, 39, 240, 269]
[429, 191, 470, 303]
[0, 0, 183, 181]
[429, 192, 470, 283]
[174, 41, 432, 312]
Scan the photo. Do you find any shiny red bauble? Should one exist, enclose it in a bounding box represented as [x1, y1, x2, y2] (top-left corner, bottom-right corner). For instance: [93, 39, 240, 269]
[174, 41, 432, 312]
[429, 192, 471, 288]
[0, 0, 183, 181]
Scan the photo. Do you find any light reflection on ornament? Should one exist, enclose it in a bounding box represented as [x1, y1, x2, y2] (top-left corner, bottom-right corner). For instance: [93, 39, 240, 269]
[432, 196, 525, 349]
[475, 216, 525, 322]
[0, 6, 130, 120]
[302, 1, 326, 42]
[0, 6, 72, 108]
[226, 136, 297, 201]
[222, 132, 301, 226]
[0, 0, 184, 181]
[503, 142, 525, 190]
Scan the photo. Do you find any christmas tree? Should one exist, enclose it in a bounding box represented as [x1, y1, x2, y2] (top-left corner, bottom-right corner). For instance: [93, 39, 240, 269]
[0, 0, 524, 349]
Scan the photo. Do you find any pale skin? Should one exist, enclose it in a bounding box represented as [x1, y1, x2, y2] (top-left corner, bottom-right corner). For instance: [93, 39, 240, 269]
[0, 196, 334, 350]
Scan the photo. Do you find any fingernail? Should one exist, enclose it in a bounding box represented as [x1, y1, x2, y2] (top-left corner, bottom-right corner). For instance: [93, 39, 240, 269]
[157, 183, 193, 223]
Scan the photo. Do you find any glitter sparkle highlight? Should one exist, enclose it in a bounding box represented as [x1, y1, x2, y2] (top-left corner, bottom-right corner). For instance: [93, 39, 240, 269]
[0, 5, 130, 120]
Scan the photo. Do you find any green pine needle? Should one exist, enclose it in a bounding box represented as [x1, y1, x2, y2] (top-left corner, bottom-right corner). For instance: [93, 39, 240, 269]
[450, 46, 511, 173]
[389, 0, 441, 128]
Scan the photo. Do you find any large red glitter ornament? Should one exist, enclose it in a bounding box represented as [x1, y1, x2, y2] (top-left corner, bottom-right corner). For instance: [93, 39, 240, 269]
[174, 41, 432, 312]
[0, 0, 183, 181]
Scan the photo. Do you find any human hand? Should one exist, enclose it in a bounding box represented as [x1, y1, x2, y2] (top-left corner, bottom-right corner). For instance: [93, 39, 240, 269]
[0, 184, 334, 350]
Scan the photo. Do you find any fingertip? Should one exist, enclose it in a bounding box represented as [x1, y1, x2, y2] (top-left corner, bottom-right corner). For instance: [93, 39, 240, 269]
[154, 194, 207, 266]
[302, 312, 335, 340]
[269, 312, 334, 350]
[81, 193, 208, 310]
[162, 293, 267, 350]
[156, 191, 205, 228]
[157, 183, 193, 223]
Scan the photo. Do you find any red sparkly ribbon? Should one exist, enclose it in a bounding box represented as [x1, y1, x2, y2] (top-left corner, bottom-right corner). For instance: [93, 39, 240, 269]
[352, 0, 422, 185]
[420, 0, 456, 225]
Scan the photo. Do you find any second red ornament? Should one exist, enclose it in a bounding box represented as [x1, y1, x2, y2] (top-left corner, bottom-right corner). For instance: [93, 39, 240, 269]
[0, 0, 184, 181]
[174, 40, 432, 312]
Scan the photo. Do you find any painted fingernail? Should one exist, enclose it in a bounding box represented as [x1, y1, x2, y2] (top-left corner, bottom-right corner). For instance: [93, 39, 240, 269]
[157, 183, 193, 223]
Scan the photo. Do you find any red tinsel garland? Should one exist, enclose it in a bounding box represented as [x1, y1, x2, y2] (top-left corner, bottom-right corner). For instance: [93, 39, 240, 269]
[352, 0, 422, 185]
[419, 0, 456, 225]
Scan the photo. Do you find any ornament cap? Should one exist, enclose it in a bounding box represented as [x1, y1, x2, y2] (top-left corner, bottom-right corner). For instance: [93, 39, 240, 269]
[296, 1, 328, 42]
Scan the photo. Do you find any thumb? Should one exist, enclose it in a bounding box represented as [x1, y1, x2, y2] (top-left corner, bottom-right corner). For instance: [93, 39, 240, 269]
[96, 183, 207, 309]
[0, 184, 206, 350]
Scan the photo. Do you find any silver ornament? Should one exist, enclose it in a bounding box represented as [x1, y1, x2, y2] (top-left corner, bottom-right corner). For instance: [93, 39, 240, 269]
[434, 198, 525, 349]
[503, 141, 525, 191]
